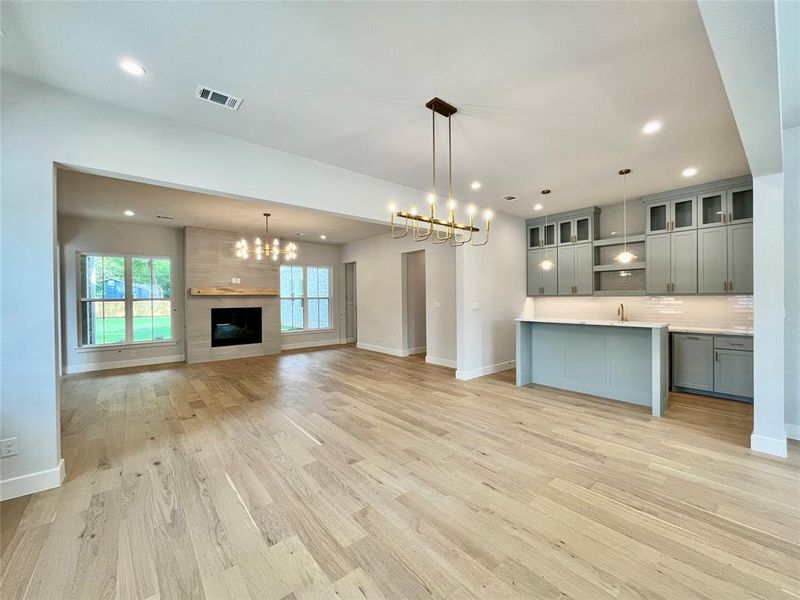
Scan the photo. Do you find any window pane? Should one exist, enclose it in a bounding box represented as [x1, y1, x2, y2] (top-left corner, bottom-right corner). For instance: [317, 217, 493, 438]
[308, 298, 319, 329]
[81, 255, 103, 299]
[292, 299, 304, 329]
[280, 265, 292, 297]
[319, 299, 329, 328]
[102, 257, 125, 299]
[281, 299, 293, 331]
[132, 257, 152, 299]
[102, 301, 126, 344]
[80, 301, 101, 345]
[318, 268, 329, 297]
[133, 300, 154, 342]
[307, 267, 318, 298]
[152, 300, 171, 340]
[291, 267, 304, 298]
[152, 259, 171, 298]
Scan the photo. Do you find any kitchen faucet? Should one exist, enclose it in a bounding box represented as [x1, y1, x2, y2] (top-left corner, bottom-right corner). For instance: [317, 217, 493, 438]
[617, 303, 628, 322]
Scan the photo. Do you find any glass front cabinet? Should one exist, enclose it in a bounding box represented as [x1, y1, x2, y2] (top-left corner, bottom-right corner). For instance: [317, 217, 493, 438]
[557, 215, 593, 245]
[646, 197, 696, 234]
[528, 222, 556, 249]
[699, 186, 753, 228]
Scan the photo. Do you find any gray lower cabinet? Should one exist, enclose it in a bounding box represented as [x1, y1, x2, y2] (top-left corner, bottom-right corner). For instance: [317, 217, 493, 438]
[527, 248, 557, 296]
[672, 334, 713, 391]
[557, 243, 592, 295]
[714, 348, 754, 397]
[672, 333, 753, 399]
[646, 231, 697, 294]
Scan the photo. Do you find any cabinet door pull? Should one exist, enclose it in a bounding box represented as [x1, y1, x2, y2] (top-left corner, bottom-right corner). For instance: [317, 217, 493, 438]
[729, 213, 732, 223]
[722, 213, 726, 224]
[715, 351, 719, 362]
[729, 280, 733, 291]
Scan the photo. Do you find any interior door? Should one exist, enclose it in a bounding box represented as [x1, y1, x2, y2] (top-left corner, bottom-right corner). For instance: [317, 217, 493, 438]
[670, 230, 698, 293]
[698, 227, 727, 293]
[727, 223, 753, 293]
[344, 262, 357, 342]
[557, 245, 575, 295]
[645, 234, 671, 294]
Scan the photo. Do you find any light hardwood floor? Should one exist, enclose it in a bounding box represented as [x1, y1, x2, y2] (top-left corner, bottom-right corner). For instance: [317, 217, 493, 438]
[2, 346, 799, 600]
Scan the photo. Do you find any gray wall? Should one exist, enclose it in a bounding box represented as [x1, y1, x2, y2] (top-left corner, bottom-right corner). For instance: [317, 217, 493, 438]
[58, 216, 185, 372]
[184, 227, 281, 363]
[784, 125, 800, 432]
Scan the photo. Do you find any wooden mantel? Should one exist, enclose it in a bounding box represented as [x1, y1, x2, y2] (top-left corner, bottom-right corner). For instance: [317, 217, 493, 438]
[189, 287, 278, 297]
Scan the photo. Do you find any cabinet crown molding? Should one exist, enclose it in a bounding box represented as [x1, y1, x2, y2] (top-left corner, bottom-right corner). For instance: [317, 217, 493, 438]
[641, 175, 752, 205]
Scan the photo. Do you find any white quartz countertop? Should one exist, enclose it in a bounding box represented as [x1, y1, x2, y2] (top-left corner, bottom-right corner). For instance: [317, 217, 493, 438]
[667, 325, 753, 336]
[516, 317, 668, 329]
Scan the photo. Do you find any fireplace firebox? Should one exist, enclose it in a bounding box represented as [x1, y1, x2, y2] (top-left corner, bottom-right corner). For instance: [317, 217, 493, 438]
[211, 307, 262, 347]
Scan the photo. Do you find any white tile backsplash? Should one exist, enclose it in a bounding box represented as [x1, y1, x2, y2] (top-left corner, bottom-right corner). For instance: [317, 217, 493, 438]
[531, 295, 753, 333]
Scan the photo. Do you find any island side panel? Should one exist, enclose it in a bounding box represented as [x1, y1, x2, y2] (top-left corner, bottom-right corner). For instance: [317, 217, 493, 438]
[651, 327, 669, 417]
[515, 321, 533, 386]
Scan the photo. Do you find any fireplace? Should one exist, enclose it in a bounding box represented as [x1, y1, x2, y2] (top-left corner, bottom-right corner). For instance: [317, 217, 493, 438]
[211, 307, 262, 348]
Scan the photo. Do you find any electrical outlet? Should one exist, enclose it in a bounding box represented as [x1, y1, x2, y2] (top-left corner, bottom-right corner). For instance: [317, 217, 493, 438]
[1, 437, 18, 458]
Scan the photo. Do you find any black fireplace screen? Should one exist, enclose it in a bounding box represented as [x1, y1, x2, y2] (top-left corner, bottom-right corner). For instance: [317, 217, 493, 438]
[211, 307, 262, 347]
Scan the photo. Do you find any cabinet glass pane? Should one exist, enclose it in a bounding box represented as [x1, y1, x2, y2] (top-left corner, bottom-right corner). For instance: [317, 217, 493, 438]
[529, 227, 540, 248]
[575, 218, 590, 242]
[544, 224, 555, 245]
[649, 205, 667, 231]
[560, 221, 572, 243]
[731, 189, 753, 221]
[673, 199, 693, 228]
[701, 194, 724, 225]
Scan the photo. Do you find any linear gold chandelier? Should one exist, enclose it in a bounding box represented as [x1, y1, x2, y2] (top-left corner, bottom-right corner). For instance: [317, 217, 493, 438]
[390, 97, 493, 246]
[235, 213, 297, 262]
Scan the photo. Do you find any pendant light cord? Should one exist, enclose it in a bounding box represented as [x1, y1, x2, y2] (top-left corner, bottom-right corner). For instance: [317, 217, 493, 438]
[432, 108, 436, 200]
[623, 171, 627, 253]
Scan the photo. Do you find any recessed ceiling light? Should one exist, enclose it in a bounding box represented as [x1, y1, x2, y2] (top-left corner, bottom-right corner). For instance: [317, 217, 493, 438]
[320, 234, 327, 240]
[682, 167, 698, 177]
[642, 120, 662, 135]
[533, 203, 543, 211]
[124, 210, 135, 216]
[119, 59, 146, 77]
[503, 195, 517, 202]
[471, 181, 481, 190]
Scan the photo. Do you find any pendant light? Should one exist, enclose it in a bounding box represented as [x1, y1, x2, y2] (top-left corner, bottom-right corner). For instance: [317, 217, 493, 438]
[614, 169, 637, 264]
[538, 190, 554, 271]
[235, 213, 297, 261]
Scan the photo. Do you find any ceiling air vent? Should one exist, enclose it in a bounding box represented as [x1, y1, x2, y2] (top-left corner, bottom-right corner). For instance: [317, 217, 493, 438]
[195, 85, 243, 111]
[156, 215, 175, 221]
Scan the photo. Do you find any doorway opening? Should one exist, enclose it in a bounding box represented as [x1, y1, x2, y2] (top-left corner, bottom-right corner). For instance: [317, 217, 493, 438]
[401, 250, 426, 356]
[344, 262, 357, 344]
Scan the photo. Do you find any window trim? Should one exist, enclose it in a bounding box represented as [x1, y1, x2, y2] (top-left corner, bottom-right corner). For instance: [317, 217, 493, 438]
[76, 252, 175, 348]
[279, 264, 332, 334]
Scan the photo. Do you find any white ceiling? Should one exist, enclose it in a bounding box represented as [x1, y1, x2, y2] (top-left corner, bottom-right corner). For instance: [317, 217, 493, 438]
[56, 169, 387, 245]
[3, 1, 749, 215]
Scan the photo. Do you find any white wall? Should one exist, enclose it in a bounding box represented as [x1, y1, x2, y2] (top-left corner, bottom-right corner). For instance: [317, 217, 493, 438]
[456, 211, 527, 380]
[783, 126, 800, 437]
[0, 75, 430, 498]
[341, 232, 456, 366]
[58, 216, 185, 373]
[281, 241, 343, 351]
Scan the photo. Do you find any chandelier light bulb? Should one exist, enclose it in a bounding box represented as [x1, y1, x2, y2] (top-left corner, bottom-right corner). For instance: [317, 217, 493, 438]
[467, 204, 477, 216]
[389, 202, 397, 213]
[427, 194, 435, 205]
[448, 199, 457, 210]
[483, 209, 494, 221]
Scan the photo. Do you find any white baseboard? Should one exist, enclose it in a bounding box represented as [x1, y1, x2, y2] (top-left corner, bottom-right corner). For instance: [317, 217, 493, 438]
[355, 342, 407, 357]
[281, 339, 343, 351]
[425, 355, 456, 369]
[64, 354, 185, 374]
[456, 360, 516, 381]
[1, 458, 65, 501]
[750, 433, 788, 457]
[408, 346, 427, 355]
[344, 337, 356, 344]
[785, 423, 800, 441]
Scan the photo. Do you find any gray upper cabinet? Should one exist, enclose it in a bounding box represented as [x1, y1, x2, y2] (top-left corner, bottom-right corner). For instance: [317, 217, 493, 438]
[699, 190, 727, 229]
[556, 244, 592, 295]
[698, 227, 728, 293]
[671, 230, 697, 293]
[727, 223, 753, 293]
[645, 231, 696, 294]
[646, 197, 696, 234]
[527, 248, 557, 296]
[557, 213, 594, 245]
[528, 222, 556, 249]
[673, 334, 714, 391]
[557, 245, 575, 295]
[646, 234, 671, 294]
[728, 186, 753, 224]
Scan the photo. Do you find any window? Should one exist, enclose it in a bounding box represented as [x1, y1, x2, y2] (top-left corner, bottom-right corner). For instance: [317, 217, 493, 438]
[79, 254, 172, 346]
[280, 265, 331, 332]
